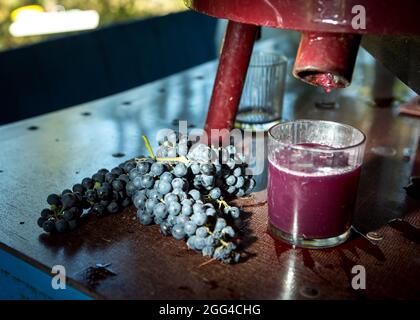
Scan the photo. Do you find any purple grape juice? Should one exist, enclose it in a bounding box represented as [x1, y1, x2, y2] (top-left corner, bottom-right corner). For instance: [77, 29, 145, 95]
[268, 143, 362, 240]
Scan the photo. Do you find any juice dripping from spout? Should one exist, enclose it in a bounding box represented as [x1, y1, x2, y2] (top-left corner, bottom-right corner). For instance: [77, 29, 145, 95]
[308, 73, 341, 93]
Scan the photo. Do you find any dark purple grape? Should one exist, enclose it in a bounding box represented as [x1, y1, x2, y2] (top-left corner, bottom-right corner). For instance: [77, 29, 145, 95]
[47, 194, 61, 206]
[107, 202, 119, 214]
[62, 193, 77, 209]
[72, 183, 85, 194]
[61, 189, 73, 196]
[92, 172, 105, 183]
[105, 172, 118, 183]
[112, 179, 125, 192]
[111, 167, 124, 176]
[42, 219, 56, 232]
[82, 177, 94, 189]
[37, 217, 46, 227]
[41, 208, 53, 219]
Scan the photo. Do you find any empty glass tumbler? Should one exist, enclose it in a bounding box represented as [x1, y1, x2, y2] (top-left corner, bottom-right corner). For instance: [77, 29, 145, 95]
[235, 51, 287, 131]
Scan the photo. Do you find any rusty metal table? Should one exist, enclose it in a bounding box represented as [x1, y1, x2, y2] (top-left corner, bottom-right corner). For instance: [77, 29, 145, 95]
[0, 40, 419, 299]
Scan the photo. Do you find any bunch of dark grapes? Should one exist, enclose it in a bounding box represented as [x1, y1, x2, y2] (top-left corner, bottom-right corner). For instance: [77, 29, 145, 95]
[37, 133, 256, 264]
[37, 160, 136, 233]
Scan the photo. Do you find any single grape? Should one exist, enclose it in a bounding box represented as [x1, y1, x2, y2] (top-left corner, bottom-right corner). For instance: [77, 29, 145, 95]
[150, 162, 164, 177]
[157, 180, 172, 195]
[181, 204, 193, 216]
[171, 224, 186, 240]
[171, 178, 186, 190]
[188, 189, 201, 201]
[72, 184, 84, 194]
[136, 161, 150, 174]
[111, 167, 124, 176]
[141, 174, 154, 189]
[204, 235, 217, 246]
[132, 176, 143, 189]
[121, 197, 131, 207]
[201, 175, 214, 188]
[202, 246, 215, 257]
[98, 168, 109, 175]
[153, 203, 167, 219]
[222, 226, 236, 238]
[200, 163, 214, 175]
[209, 187, 221, 200]
[92, 172, 105, 183]
[160, 171, 174, 183]
[85, 189, 97, 202]
[92, 203, 106, 216]
[184, 221, 197, 236]
[82, 177, 94, 189]
[166, 215, 177, 226]
[205, 207, 216, 217]
[229, 207, 240, 219]
[235, 176, 245, 188]
[105, 172, 118, 183]
[107, 201, 119, 214]
[62, 193, 77, 209]
[97, 186, 111, 200]
[236, 189, 245, 197]
[42, 219, 56, 232]
[168, 202, 181, 216]
[37, 217, 46, 228]
[194, 237, 205, 250]
[133, 193, 146, 209]
[187, 235, 197, 249]
[196, 226, 208, 238]
[233, 167, 242, 177]
[147, 189, 161, 201]
[129, 168, 140, 181]
[227, 186, 236, 194]
[123, 161, 136, 173]
[173, 163, 187, 177]
[214, 218, 227, 232]
[164, 193, 178, 204]
[225, 175, 236, 186]
[191, 211, 207, 226]
[41, 208, 53, 219]
[112, 179, 125, 192]
[190, 163, 200, 175]
[145, 198, 158, 213]
[47, 194, 61, 206]
[192, 203, 204, 214]
[176, 214, 189, 225]
[160, 221, 171, 236]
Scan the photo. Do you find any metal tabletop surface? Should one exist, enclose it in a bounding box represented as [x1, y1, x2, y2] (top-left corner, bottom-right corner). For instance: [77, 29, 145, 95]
[0, 40, 419, 299]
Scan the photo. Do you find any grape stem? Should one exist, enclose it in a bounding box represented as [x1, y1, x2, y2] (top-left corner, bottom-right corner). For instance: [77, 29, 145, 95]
[135, 156, 189, 164]
[216, 199, 230, 210]
[142, 135, 156, 160]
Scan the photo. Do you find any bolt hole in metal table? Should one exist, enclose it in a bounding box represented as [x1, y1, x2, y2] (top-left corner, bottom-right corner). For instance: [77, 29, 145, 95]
[0, 39, 419, 299]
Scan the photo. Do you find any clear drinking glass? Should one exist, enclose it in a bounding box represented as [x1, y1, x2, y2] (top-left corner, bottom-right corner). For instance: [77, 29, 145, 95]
[267, 120, 366, 248]
[235, 51, 287, 131]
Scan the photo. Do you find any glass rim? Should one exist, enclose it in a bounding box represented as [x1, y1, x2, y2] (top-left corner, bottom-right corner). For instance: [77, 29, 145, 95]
[268, 119, 366, 152]
[248, 51, 288, 68]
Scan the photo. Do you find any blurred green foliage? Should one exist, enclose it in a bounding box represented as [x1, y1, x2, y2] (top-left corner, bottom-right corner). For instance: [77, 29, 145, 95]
[0, 0, 186, 51]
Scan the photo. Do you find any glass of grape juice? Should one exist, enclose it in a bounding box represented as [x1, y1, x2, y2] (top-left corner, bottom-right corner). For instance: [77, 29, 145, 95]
[267, 120, 366, 248]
